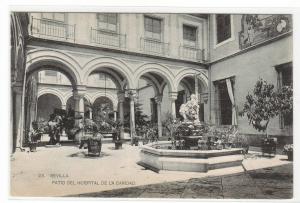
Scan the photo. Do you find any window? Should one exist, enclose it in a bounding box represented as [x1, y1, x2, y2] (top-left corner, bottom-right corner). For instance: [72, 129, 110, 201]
[39, 13, 68, 39]
[183, 25, 197, 47]
[216, 14, 231, 44]
[276, 63, 293, 127]
[44, 70, 57, 77]
[144, 16, 162, 41]
[41, 13, 65, 22]
[214, 79, 234, 125]
[97, 13, 117, 32]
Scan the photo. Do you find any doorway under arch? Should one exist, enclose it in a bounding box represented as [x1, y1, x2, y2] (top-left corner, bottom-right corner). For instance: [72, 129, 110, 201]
[92, 96, 114, 121]
[37, 93, 62, 122]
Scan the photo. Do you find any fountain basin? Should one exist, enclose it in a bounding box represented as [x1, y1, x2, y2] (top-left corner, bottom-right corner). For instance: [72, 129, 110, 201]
[138, 141, 244, 173]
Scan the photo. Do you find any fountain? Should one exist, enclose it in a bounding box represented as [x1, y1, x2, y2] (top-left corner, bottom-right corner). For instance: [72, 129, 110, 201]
[138, 94, 244, 173]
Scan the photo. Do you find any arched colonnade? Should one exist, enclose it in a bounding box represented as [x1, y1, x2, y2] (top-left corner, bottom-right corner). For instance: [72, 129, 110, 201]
[23, 48, 208, 139]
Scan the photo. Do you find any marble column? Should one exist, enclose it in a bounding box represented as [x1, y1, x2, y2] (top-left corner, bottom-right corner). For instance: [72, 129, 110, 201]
[169, 92, 178, 120]
[73, 86, 86, 119]
[12, 82, 24, 151]
[114, 111, 117, 121]
[195, 74, 199, 101]
[117, 91, 125, 139]
[129, 90, 137, 137]
[88, 107, 93, 119]
[61, 104, 67, 110]
[195, 74, 200, 122]
[155, 95, 163, 138]
[73, 96, 84, 120]
[73, 86, 86, 142]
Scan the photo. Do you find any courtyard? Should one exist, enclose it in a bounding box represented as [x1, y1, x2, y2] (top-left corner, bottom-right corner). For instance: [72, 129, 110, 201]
[11, 143, 293, 198]
[9, 12, 294, 201]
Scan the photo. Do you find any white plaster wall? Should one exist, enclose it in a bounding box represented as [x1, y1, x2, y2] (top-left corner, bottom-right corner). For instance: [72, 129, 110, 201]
[210, 35, 293, 136]
[28, 13, 208, 61]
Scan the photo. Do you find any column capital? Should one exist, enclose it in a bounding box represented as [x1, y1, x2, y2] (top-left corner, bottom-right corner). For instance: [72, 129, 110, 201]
[155, 95, 163, 104]
[169, 92, 178, 101]
[200, 92, 209, 104]
[73, 85, 86, 99]
[128, 89, 138, 102]
[12, 81, 23, 94]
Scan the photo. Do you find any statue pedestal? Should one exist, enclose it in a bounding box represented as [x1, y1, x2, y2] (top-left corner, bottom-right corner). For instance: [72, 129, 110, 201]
[182, 136, 203, 149]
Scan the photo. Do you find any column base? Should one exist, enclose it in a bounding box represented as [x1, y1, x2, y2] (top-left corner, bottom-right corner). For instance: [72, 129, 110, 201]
[14, 147, 26, 152]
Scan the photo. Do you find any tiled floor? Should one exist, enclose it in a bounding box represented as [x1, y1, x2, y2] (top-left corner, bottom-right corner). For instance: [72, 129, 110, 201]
[73, 164, 293, 199]
[11, 143, 293, 198]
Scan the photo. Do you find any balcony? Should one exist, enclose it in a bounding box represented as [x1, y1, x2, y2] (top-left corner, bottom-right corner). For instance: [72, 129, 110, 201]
[90, 28, 126, 49]
[140, 38, 169, 56]
[239, 14, 292, 49]
[179, 45, 204, 61]
[30, 17, 75, 41]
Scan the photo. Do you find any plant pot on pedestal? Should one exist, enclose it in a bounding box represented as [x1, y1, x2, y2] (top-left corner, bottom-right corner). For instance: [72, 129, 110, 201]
[114, 140, 123, 149]
[29, 142, 38, 152]
[287, 151, 293, 161]
[87, 138, 102, 156]
[131, 136, 139, 146]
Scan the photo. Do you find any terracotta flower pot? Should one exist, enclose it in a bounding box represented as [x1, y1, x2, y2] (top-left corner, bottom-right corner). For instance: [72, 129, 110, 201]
[87, 139, 101, 156]
[29, 142, 37, 152]
[115, 141, 123, 149]
[287, 151, 293, 161]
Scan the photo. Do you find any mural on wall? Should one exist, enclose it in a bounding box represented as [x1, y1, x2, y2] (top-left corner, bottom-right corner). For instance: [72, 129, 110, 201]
[239, 14, 292, 49]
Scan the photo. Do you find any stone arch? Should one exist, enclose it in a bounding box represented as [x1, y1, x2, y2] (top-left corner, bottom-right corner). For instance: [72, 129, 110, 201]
[179, 80, 193, 96]
[91, 93, 118, 111]
[38, 88, 66, 106]
[134, 63, 176, 92]
[174, 68, 208, 93]
[65, 94, 93, 117]
[26, 49, 82, 87]
[139, 75, 160, 96]
[83, 57, 134, 89]
[64, 93, 92, 106]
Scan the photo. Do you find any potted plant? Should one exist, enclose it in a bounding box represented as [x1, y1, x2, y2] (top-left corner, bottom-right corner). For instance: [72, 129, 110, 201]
[84, 118, 98, 135]
[28, 121, 42, 152]
[283, 144, 293, 161]
[131, 134, 139, 146]
[80, 119, 102, 156]
[87, 136, 102, 156]
[240, 79, 292, 155]
[162, 112, 181, 139]
[111, 120, 123, 149]
[113, 130, 123, 149]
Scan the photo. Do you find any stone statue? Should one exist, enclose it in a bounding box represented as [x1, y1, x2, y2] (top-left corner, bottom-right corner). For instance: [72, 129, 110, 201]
[179, 94, 200, 123]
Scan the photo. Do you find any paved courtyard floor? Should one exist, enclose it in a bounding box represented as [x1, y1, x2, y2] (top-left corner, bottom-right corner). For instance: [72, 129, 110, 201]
[10, 143, 293, 199]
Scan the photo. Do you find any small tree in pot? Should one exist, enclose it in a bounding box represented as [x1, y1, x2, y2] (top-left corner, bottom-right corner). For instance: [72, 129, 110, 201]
[28, 121, 42, 152]
[240, 79, 292, 153]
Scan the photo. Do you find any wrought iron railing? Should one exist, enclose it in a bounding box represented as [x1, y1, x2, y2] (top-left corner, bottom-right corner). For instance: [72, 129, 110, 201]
[239, 14, 292, 49]
[179, 45, 204, 61]
[30, 17, 75, 41]
[90, 28, 126, 48]
[140, 38, 169, 56]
